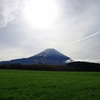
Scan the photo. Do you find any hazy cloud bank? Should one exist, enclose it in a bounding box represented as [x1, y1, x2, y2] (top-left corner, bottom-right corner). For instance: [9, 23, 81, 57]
[0, 0, 100, 62]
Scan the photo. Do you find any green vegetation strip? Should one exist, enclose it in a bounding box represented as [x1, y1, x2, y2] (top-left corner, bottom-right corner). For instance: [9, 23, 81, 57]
[0, 69, 100, 100]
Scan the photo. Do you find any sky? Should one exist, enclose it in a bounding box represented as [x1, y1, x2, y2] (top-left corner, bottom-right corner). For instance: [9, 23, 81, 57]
[0, 0, 100, 62]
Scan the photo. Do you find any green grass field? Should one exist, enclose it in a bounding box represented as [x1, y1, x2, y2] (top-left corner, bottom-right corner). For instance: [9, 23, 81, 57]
[0, 69, 100, 100]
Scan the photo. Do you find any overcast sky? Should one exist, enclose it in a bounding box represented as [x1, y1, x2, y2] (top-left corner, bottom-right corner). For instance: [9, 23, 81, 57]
[0, 0, 100, 62]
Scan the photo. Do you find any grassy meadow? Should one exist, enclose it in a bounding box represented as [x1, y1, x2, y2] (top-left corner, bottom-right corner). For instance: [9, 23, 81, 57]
[0, 69, 100, 100]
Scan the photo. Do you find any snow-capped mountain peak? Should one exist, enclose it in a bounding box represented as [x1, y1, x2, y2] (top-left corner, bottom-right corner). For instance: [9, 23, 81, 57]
[0, 48, 72, 65]
[35, 48, 67, 57]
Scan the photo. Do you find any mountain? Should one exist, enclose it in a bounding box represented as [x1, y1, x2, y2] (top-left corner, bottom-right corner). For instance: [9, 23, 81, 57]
[0, 48, 72, 65]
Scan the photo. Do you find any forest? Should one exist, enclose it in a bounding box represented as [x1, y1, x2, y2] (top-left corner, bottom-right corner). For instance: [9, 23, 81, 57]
[0, 61, 100, 71]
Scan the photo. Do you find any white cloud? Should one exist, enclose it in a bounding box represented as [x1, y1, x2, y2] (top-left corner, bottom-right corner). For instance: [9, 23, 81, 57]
[74, 58, 100, 63]
[0, 0, 27, 28]
[73, 31, 100, 44]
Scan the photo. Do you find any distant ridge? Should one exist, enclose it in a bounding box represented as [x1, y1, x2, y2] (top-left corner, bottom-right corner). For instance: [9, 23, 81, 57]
[0, 48, 72, 65]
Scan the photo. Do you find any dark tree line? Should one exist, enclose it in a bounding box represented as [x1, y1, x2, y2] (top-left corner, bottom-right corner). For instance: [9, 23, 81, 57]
[0, 61, 100, 71]
[0, 64, 64, 71]
[67, 61, 100, 71]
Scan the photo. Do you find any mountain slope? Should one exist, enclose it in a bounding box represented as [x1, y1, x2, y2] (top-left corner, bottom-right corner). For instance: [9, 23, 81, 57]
[0, 48, 71, 65]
